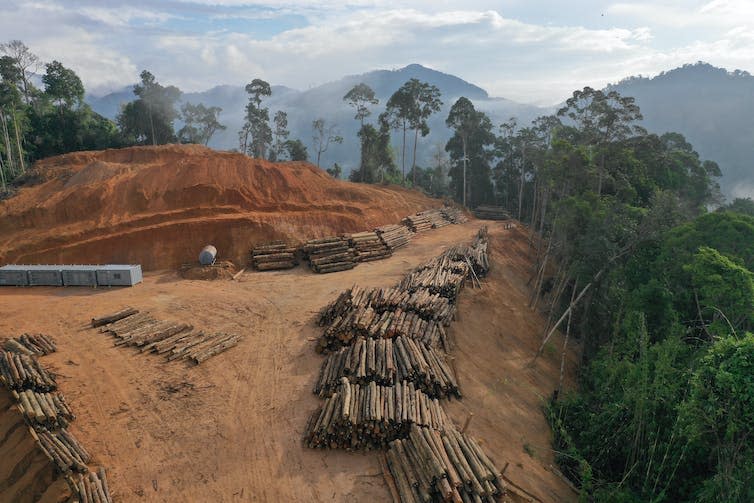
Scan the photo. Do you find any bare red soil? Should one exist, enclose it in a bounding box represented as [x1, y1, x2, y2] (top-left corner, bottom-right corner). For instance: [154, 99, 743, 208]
[0, 145, 437, 270]
[0, 222, 578, 503]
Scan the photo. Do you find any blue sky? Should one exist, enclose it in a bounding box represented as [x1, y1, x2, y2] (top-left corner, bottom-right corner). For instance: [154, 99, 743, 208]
[3, 0, 753, 104]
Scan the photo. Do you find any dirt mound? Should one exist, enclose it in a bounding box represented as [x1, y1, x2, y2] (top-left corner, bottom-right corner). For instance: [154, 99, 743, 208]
[179, 260, 237, 280]
[0, 145, 437, 271]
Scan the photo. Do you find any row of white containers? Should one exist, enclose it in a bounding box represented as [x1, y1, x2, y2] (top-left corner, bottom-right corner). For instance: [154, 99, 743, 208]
[0, 264, 142, 287]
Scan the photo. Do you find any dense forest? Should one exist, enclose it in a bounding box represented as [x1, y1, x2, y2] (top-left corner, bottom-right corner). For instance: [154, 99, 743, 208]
[2, 40, 753, 501]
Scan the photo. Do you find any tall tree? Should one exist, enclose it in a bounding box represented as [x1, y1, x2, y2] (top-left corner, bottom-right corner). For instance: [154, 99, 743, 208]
[0, 40, 39, 105]
[271, 110, 289, 161]
[343, 83, 378, 127]
[311, 118, 342, 169]
[384, 79, 443, 185]
[177, 103, 225, 145]
[118, 70, 181, 145]
[445, 97, 494, 207]
[42, 60, 84, 115]
[241, 78, 272, 158]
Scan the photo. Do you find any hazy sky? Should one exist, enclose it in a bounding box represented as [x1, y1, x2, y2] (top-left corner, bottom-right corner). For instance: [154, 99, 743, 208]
[3, 0, 753, 104]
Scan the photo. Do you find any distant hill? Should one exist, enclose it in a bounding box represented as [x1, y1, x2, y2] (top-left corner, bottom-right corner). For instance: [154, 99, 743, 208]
[86, 62, 754, 199]
[85, 64, 547, 175]
[608, 63, 754, 198]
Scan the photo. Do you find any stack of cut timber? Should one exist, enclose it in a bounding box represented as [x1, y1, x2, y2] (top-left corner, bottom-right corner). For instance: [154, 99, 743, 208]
[385, 425, 505, 503]
[418, 209, 450, 229]
[251, 241, 299, 271]
[2, 334, 57, 355]
[0, 351, 57, 391]
[91, 307, 139, 328]
[318, 286, 456, 328]
[96, 308, 241, 365]
[314, 336, 460, 399]
[304, 378, 450, 450]
[402, 213, 433, 233]
[350, 231, 392, 262]
[399, 265, 468, 301]
[32, 427, 91, 474]
[303, 236, 356, 273]
[441, 207, 468, 224]
[376, 224, 412, 250]
[70, 468, 113, 503]
[12, 389, 75, 429]
[318, 307, 445, 352]
[473, 206, 509, 220]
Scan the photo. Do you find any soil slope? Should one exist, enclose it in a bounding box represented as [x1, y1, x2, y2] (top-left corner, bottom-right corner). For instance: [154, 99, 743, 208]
[0, 222, 577, 502]
[0, 145, 437, 270]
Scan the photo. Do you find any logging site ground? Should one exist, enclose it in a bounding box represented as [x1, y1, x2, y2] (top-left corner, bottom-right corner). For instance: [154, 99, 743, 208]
[0, 221, 578, 503]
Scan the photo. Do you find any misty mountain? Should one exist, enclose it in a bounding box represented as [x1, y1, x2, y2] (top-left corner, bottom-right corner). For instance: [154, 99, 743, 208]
[85, 64, 547, 175]
[86, 62, 754, 199]
[608, 63, 754, 199]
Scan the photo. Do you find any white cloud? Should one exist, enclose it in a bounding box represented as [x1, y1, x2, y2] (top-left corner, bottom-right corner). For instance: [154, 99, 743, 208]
[1, 0, 753, 103]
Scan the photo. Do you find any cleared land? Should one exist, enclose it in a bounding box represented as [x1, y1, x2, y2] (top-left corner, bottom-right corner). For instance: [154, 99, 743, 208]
[0, 221, 577, 502]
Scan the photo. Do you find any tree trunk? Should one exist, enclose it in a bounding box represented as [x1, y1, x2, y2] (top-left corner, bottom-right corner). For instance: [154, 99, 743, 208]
[401, 122, 407, 181]
[0, 113, 16, 176]
[11, 110, 25, 174]
[517, 143, 526, 220]
[412, 127, 419, 187]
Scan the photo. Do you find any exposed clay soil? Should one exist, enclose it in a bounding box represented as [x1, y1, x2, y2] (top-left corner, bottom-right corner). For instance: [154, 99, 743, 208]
[0, 145, 438, 270]
[0, 222, 578, 503]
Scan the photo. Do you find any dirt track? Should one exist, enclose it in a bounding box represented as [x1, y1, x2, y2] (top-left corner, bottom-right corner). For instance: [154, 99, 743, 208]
[0, 221, 578, 502]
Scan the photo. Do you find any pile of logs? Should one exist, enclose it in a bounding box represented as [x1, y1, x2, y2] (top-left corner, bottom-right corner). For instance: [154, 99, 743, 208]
[305, 378, 450, 450]
[385, 425, 504, 503]
[32, 427, 91, 474]
[399, 265, 468, 301]
[0, 351, 57, 391]
[376, 224, 412, 250]
[440, 207, 468, 225]
[251, 241, 299, 271]
[95, 308, 242, 365]
[314, 336, 460, 399]
[473, 206, 510, 220]
[70, 468, 113, 503]
[318, 307, 445, 353]
[318, 286, 456, 328]
[303, 236, 357, 273]
[350, 231, 392, 262]
[2, 334, 57, 355]
[13, 389, 75, 429]
[403, 214, 434, 233]
[418, 209, 451, 229]
[91, 307, 139, 328]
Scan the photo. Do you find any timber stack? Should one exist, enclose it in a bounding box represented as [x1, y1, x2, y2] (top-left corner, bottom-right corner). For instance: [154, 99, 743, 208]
[417, 208, 451, 229]
[384, 424, 505, 503]
[376, 224, 412, 251]
[318, 286, 456, 328]
[304, 378, 450, 450]
[94, 308, 242, 364]
[251, 241, 299, 271]
[12, 389, 75, 429]
[303, 236, 357, 274]
[32, 427, 91, 474]
[0, 351, 57, 391]
[314, 336, 460, 399]
[2, 333, 57, 355]
[440, 207, 468, 224]
[402, 213, 434, 233]
[473, 206, 509, 220]
[70, 468, 113, 503]
[350, 231, 392, 263]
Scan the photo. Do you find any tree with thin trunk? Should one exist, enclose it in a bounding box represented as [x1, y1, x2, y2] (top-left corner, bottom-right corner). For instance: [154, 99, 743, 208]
[311, 118, 342, 168]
